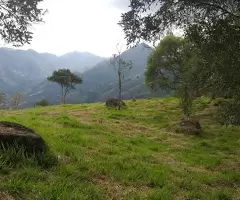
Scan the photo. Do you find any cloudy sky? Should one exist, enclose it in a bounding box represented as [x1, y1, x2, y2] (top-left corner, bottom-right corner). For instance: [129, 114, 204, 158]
[2, 0, 130, 57]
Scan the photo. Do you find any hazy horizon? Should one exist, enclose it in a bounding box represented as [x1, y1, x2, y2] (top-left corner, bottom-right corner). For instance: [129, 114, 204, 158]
[0, 0, 130, 57]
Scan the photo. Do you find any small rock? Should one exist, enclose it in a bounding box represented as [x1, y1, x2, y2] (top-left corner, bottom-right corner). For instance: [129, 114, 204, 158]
[169, 119, 202, 136]
[0, 121, 47, 154]
[105, 98, 126, 108]
[178, 119, 202, 135]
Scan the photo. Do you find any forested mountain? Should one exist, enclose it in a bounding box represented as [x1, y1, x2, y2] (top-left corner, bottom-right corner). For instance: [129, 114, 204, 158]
[0, 47, 104, 95]
[0, 44, 168, 108]
[78, 43, 168, 103]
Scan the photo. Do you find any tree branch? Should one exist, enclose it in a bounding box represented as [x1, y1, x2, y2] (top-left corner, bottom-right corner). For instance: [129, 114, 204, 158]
[195, 1, 240, 20]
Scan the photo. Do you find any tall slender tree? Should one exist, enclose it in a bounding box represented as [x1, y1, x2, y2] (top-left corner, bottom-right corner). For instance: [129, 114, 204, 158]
[109, 44, 132, 109]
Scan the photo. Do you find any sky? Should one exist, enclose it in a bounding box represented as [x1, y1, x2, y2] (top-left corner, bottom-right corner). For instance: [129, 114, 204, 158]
[1, 0, 131, 57]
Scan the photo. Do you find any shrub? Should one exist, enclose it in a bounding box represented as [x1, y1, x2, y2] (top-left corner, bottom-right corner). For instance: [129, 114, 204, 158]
[35, 99, 49, 107]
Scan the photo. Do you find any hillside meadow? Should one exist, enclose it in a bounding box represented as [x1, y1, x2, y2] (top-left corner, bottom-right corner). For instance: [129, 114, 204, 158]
[0, 97, 239, 200]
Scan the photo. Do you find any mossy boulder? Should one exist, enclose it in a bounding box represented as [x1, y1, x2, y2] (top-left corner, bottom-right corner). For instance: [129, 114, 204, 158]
[170, 119, 202, 136]
[106, 98, 126, 108]
[0, 121, 47, 154]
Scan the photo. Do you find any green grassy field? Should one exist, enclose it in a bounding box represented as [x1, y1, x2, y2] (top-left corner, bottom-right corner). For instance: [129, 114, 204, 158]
[0, 97, 239, 200]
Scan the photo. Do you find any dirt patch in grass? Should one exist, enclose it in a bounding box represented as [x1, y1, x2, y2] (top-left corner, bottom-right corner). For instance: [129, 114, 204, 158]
[233, 188, 240, 200]
[162, 133, 191, 149]
[0, 191, 16, 200]
[92, 174, 152, 199]
[215, 159, 240, 171]
[155, 152, 177, 165]
[111, 121, 158, 137]
[68, 110, 97, 118]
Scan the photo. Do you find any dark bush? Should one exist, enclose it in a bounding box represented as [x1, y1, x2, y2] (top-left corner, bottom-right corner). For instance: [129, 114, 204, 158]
[35, 99, 49, 107]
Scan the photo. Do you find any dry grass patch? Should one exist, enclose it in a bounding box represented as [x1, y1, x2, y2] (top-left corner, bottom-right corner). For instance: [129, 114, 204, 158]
[92, 174, 152, 200]
[0, 191, 16, 200]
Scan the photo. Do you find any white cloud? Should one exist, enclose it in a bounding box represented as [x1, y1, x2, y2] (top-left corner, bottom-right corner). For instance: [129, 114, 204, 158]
[109, 0, 130, 11]
[1, 0, 129, 57]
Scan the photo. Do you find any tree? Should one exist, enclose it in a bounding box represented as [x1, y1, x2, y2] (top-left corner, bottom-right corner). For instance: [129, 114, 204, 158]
[119, 1, 240, 96]
[120, 0, 240, 124]
[145, 35, 208, 116]
[109, 44, 132, 109]
[119, 0, 240, 46]
[0, 0, 46, 46]
[47, 69, 82, 104]
[9, 92, 25, 109]
[187, 17, 240, 100]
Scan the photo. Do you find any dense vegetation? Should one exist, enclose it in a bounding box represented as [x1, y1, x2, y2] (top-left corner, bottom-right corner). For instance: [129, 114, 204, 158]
[120, 0, 240, 125]
[0, 98, 239, 199]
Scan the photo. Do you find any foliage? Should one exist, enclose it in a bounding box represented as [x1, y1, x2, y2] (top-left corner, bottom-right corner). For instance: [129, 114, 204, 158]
[0, 98, 239, 199]
[145, 35, 207, 116]
[119, 0, 240, 45]
[0, 0, 46, 46]
[119, 0, 240, 124]
[35, 99, 49, 107]
[47, 69, 82, 104]
[187, 17, 240, 100]
[217, 99, 240, 126]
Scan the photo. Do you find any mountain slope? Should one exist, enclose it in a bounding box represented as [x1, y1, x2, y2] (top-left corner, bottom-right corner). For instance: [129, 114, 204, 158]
[54, 52, 105, 72]
[0, 44, 168, 107]
[0, 48, 105, 104]
[26, 44, 166, 106]
[78, 43, 168, 102]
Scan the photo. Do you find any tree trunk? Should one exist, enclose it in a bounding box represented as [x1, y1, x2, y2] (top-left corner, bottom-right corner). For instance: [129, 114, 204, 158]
[63, 89, 67, 104]
[118, 71, 122, 110]
[61, 85, 64, 104]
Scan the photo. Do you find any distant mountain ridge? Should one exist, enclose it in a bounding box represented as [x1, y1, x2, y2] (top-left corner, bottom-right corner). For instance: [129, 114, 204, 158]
[0, 44, 168, 108]
[26, 44, 168, 106]
[0, 47, 105, 96]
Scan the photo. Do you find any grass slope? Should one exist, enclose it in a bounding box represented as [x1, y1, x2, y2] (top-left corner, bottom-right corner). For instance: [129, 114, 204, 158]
[0, 97, 239, 200]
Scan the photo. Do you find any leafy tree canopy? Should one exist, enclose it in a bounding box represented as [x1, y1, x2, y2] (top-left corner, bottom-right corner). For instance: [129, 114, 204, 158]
[47, 69, 82, 104]
[47, 69, 82, 89]
[119, 0, 240, 45]
[0, 0, 46, 46]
